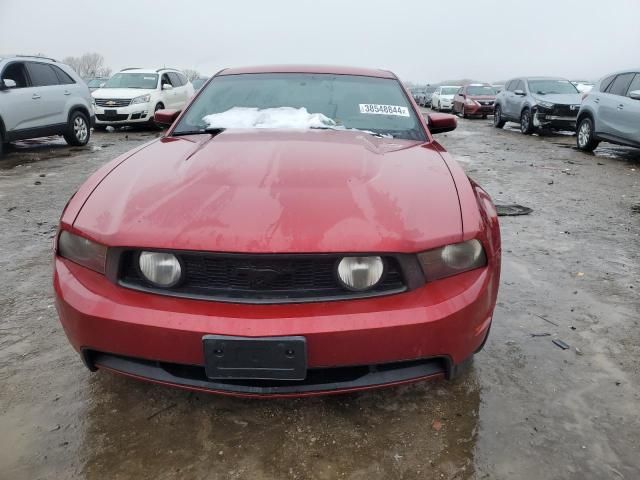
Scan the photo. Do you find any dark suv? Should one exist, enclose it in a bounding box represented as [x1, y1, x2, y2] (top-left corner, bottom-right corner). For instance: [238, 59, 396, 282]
[576, 70, 640, 151]
[493, 77, 583, 134]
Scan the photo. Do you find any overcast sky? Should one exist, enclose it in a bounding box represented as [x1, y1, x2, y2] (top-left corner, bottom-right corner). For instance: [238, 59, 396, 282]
[2, 0, 639, 83]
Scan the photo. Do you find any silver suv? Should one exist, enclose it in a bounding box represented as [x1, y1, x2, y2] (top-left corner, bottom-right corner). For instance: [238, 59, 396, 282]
[576, 70, 640, 151]
[0, 55, 94, 157]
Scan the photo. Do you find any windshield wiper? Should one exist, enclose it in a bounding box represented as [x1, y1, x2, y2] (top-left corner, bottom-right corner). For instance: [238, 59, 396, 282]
[172, 127, 225, 137]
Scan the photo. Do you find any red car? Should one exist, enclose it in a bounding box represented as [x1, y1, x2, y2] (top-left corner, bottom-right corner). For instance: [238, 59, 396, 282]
[452, 84, 497, 118]
[54, 65, 501, 398]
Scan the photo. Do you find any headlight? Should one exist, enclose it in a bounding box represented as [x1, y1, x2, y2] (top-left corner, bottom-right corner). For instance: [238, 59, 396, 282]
[138, 251, 182, 287]
[131, 94, 151, 105]
[417, 239, 487, 281]
[465, 98, 477, 105]
[537, 101, 555, 109]
[337, 256, 384, 291]
[57, 230, 107, 274]
[91, 98, 96, 106]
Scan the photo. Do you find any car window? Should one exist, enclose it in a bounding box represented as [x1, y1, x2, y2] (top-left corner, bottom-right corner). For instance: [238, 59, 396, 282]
[513, 80, 524, 92]
[26, 62, 60, 86]
[178, 73, 188, 85]
[505, 80, 516, 92]
[104, 73, 158, 89]
[161, 73, 173, 87]
[606, 73, 635, 96]
[174, 73, 426, 141]
[168, 72, 182, 87]
[52, 65, 75, 85]
[457, 87, 463, 95]
[626, 73, 640, 96]
[1, 62, 30, 88]
[599, 75, 616, 92]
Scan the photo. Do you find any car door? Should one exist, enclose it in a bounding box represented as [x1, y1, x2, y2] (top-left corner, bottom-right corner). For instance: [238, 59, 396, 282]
[24, 61, 69, 128]
[508, 80, 527, 119]
[0, 61, 42, 133]
[432, 88, 441, 108]
[599, 72, 635, 137]
[160, 73, 178, 108]
[168, 72, 187, 107]
[502, 80, 518, 118]
[613, 73, 640, 144]
[453, 86, 464, 113]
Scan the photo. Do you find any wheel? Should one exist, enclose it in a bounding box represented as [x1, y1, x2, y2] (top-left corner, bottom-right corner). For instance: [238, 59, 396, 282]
[493, 105, 506, 128]
[520, 108, 535, 134]
[482, 114, 487, 119]
[63, 111, 90, 146]
[576, 117, 600, 152]
[434, 100, 439, 112]
[0, 131, 3, 158]
[461, 106, 467, 118]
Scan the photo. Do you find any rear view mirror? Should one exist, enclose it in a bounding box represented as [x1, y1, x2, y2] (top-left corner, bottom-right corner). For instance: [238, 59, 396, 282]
[162, 83, 173, 91]
[154, 109, 181, 126]
[0, 78, 17, 90]
[427, 113, 457, 134]
[514, 89, 525, 96]
[629, 90, 640, 100]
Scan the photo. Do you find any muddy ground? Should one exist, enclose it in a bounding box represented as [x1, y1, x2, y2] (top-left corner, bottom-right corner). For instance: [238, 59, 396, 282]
[1, 115, 639, 480]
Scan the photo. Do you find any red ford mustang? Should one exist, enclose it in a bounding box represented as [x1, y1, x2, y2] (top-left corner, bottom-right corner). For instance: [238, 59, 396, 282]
[54, 65, 501, 397]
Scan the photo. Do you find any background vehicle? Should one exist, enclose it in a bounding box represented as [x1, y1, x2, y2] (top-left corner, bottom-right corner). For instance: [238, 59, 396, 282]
[576, 70, 640, 151]
[492, 84, 505, 94]
[452, 84, 496, 118]
[85, 77, 109, 92]
[571, 80, 594, 93]
[191, 77, 209, 92]
[92, 67, 194, 129]
[423, 85, 437, 107]
[0, 54, 93, 156]
[493, 77, 582, 134]
[431, 86, 460, 111]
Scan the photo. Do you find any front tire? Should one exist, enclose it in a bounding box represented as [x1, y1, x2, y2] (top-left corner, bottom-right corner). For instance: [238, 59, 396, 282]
[461, 106, 467, 118]
[63, 111, 90, 146]
[576, 117, 599, 152]
[520, 108, 535, 134]
[493, 105, 506, 128]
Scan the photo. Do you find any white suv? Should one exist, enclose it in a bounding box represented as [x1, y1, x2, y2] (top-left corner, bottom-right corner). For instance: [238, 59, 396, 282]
[0, 55, 94, 157]
[92, 68, 194, 128]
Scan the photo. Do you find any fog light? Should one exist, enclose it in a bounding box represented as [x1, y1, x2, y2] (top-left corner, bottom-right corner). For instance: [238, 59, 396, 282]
[337, 256, 384, 291]
[138, 251, 182, 287]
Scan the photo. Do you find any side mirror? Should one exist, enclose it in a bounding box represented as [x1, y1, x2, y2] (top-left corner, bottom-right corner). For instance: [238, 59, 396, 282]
[629, 90, 640, 100]
[514, 89, 525, 96]
[162, 83, 173, 91]
[0, 78, 17, 90]
[427, 113, 457, 134]
[154, 109, 181, 126]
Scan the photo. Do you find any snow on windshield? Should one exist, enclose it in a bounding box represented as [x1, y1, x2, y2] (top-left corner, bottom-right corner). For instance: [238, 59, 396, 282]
[203, 107, 337, 129]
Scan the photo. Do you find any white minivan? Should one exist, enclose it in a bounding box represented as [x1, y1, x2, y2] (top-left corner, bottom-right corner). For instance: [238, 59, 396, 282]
[0, 55, 94, 157]
[92, 68, 194, 129]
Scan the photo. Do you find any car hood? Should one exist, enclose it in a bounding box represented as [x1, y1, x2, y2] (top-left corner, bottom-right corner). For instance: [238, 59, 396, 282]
[92, 88, 154, 99]
[440, 95, 455, 100]
[74, 130, 463, 253]
[469, 95, 496, 101]
[533, 93, 583, 105]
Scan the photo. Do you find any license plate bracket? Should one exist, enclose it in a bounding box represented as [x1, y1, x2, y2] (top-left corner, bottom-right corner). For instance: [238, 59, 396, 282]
[203, 335, 307, 381]
[104, 109, 118, 117]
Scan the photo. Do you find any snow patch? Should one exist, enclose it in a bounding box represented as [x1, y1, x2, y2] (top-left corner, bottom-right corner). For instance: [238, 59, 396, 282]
[203, 107, 337, 130]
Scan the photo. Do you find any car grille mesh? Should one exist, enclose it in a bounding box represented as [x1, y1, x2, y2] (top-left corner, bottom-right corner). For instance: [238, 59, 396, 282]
[119, 252, 406, 303]
[95, 98, 132, 107]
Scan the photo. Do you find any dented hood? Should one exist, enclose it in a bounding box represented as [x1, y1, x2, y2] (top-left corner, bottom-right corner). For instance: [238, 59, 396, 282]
[74, 130, 463, 253]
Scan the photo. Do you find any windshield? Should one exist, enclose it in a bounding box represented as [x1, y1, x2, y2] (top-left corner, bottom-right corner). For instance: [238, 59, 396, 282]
[173, 73, 425, 140]
[103, 73, 158, 89]
[87, 79, 105, 87]
[528, 80, 578, 95]
[440, 87, 459, 95]
[466, 85, 496, 96]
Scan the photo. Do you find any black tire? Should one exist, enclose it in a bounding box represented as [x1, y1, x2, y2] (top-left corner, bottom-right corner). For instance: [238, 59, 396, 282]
[576, 117, 600, 152]
[63, 111, 90, 146]
[93, 125, 108, 131]
[520, 108, 535, 134]
[461, 106, 467, 119]
[0, 131, 3, 158]
[493, 105, 506, 128]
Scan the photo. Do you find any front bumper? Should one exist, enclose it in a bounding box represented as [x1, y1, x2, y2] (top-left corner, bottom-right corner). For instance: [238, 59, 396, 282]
[533, 112, 577, 130]
[54, 256, 498, 396]
[464, 103, 495, 116]
[94, 103, 152, 125]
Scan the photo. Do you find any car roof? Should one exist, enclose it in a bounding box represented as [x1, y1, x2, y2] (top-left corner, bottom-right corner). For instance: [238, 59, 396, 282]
[118, 68, 181, 74]
[520, 76, 570, 81]
[0, 54, 57, 63]
[219, 65, 396, 79]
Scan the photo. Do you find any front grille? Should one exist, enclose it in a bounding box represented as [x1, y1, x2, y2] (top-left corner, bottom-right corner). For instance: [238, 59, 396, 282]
[551, 104, 579, 117]
[96, 113, 129, 121]
[119, 251, 407, 303]
[477, 100, 494, 106]
[95, 98, 131, 107]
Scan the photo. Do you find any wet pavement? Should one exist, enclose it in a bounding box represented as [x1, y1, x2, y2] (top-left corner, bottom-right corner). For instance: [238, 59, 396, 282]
[1, 117, 639, 479]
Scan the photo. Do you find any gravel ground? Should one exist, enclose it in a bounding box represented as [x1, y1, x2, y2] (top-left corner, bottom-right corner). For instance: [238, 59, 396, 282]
[0, 116, 639, 480]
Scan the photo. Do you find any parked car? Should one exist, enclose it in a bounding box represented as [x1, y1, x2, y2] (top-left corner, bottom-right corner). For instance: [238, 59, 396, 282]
[576, 70, 640, 151]
[0, 54, 94, 157]
[571, 80, 594, 93]
[53, 64, 501, 397]
[85, 77, 109, 92]
[452, 84, 497, 118]
[191, 77, 209, 92]
[92, 68, 194, 129]
[431, 86, 460, 111]
[423, 85, 437, 107]
[493, 77, 582, 134]
[411, 87, 427, 106]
